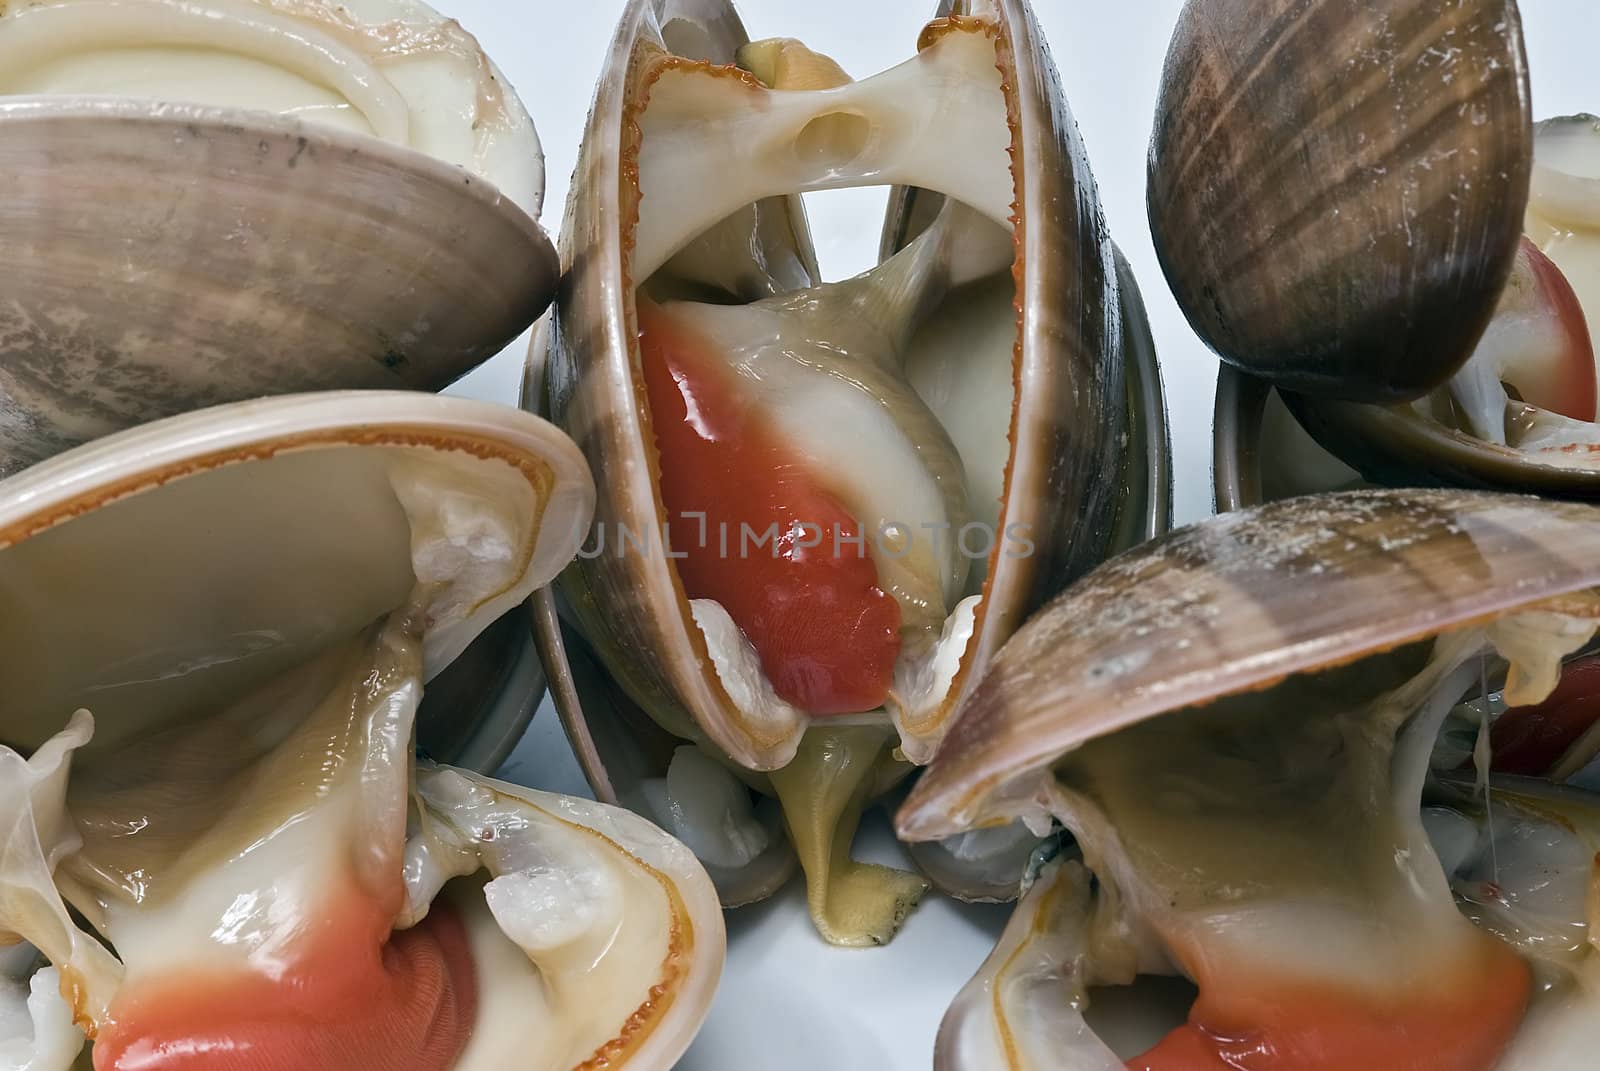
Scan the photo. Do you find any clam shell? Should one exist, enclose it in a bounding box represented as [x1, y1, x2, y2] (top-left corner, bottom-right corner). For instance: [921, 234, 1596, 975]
[1214, 369, 1600, 509]
[0, 393, 735, 1069]
[903, 242, 1171, 902]
[0, 390, 593, 756]
[1110, 246, 1173, 548]
[531, 592, 801, 907]
[1148, 0, 1532, 403]
[533, 0, 1148, 920]
[1212, 367, 1368, 511]
[416, 608, 548, 771]
[899, 489, 1600, 841]
[542, 0, 1131, 775]
[1286, 389, 1600, 498]
[1212, 366, 1272, 511]
[1211, 114, 1600, 503]
[0, 99, 558, 476]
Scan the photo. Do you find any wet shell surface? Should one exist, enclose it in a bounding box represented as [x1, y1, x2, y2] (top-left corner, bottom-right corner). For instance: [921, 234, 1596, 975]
[900, 489, 1600, 1069]
[543, 0, 1129, 772]
[902, 242, 1171, 903]
[1212, 366, 1369, 511]
[1240, 115, 1600, 499]
[1149, 0, 1532, 403]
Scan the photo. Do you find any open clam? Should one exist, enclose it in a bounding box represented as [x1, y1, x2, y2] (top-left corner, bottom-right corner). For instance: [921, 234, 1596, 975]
[532, 0, 1163, 942]
[1149, 0, 1533, 404]
[900, 489, 1600, 1069]
[0, 0, 557, 476]
[1168, 0, 1600, 504]
[1253, 115, 1600, 499]
[0, 392, 725, 1070]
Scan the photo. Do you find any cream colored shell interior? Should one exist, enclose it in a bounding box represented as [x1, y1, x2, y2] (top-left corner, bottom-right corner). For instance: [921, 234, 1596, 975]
[0, 0, 545, 218]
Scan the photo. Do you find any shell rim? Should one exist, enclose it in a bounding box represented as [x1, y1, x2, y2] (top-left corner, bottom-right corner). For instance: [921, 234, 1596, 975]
[899, 490, 1600, 840]
[462, 774, 725, 1071]
[0, 390, 593, 568]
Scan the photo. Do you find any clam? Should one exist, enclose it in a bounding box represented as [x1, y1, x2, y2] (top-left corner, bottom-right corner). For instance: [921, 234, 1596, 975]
[900, 488, 1600, 1068]
[1149, 0, 1533, 403]
[1263, 115, 1600, 497]
[0, 0, 557, 475]
[1212, 366, 1370, 510]
[533, 0, 1161, 943]
[938, 776, 1600, 1071]
[0, 392, 724, 1070]
[1171, 0, 1600, 504]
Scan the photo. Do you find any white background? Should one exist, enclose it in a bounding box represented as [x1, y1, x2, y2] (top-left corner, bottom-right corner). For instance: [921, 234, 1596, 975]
[441, 2, 1593, 1068]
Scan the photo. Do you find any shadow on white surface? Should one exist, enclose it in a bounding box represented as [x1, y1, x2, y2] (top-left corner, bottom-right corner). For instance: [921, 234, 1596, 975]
[500, 706, 1013, 1069]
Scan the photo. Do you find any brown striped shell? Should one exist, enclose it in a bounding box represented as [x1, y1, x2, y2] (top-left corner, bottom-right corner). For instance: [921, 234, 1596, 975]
[1148, 0, 1532, 403]
[898, 489, 1600, 841]
[0, 101, 557, 478]
[1212, 112, 1600, 509]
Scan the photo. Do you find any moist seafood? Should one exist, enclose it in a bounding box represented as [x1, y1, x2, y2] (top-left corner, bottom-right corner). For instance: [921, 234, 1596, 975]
[901, 489, 1600, 1069]
[534, 0, 1150, 944]
[0, 393, 723, 1071]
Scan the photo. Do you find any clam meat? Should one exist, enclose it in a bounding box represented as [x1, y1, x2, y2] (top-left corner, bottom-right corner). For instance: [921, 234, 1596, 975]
[0, 393, 723, 1070]
[540, 0, 1136, 944]
[900, 489, 1600, 1069]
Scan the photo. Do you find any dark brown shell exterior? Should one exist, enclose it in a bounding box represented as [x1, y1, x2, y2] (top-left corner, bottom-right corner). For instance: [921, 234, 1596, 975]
[1148, 0, 1532, 404]
[899, 489, 1600, 841]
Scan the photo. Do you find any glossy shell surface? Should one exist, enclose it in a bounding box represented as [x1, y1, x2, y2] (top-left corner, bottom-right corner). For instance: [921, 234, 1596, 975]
[1149, 0, 1532, 403]
[0, 391, 594, 762]
[1214, 369, 1600, 509]
[901, 489, 1600, 840]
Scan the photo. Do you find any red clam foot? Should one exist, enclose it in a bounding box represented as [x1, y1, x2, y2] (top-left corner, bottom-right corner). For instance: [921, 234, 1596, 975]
[1129, 936, 1529, 1071]
[93, 882, 477, 1071]
[639, 299, 901, 715]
